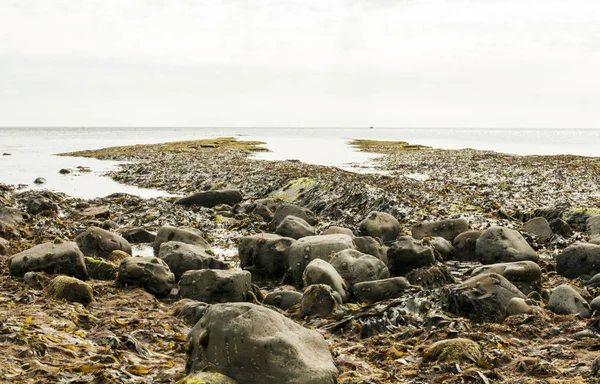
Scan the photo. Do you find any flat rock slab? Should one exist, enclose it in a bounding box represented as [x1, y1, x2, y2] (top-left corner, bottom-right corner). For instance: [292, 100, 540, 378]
[175, 189, 243, 208]
[179, 269, 251, 303]
[411, 218, 469, 242]
[9, 241, 88, 280]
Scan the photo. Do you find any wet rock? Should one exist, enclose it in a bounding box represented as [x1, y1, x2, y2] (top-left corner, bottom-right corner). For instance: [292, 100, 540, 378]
[429, 236, 455, 260]
[58, 168, 71, 174]
[0, 221, 19, 240]
[175, 189, 243, 208]
[353, 236, 388, 263]
[353, 277, 410, 303]
[549, 218, 573, 237]
[153, 225, 210, 256]
[471, 261, 542, 295]
[387, 236, 436, 276]
[0, 207, 26, 225]
[556, 242, 600, 279]
[238, 233, 295, 281]
[23, 271, 51, 289]
[405, 264, 455, 289]
[589, 273, 600, 288]
[84, 257, 118, 280]
[159, 241, 228, 281]
[523, 217, 554, 243]
[9, 241, 88, 280]
[412, 218, 469, 242]
[358, 211, 400, 244]
[81, 205, 110, 219]
[442, 273, 526, 322]
[591, 296, 600, 312]
[181, 372, 237, 384]
[321, 226, 354, 237]
[329, 249, 389, 286]
[186, 302, 338, 383]
[116, 256, 176, 297]
[286, 234, 356, 286]
[275, 215, 315, 239]
[26, 196, 58, 215]
[271, 203, 318, 231]
[175, 300, 209, 326]
[263, 290, 302, 310]
[300, 284, 341, 317]
[507, 297, 542, 316]
[476, 227, 538, 264]
[33, 177, 46, 184]
[75, 227, 132, 259]
[121, 227, 156, 244]
[423, 338, 483, 365]
[452, 230, 481, 261]
[179, 269, 251, 303]
[547, 284, 591, 318]
[303, 259, 349, 302]
[588, 215, 600, 245]
[46, 275, 94, 306]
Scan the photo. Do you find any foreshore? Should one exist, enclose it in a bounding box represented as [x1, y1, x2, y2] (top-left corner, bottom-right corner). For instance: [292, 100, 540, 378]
[1, 138, 600, 383]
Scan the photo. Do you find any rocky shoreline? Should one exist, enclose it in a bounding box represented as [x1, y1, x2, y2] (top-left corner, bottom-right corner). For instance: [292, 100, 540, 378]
[1, 138, 600, 383]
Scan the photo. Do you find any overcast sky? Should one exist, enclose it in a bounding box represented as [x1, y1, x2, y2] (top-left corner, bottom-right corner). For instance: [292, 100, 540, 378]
[1, 0, 599, 128]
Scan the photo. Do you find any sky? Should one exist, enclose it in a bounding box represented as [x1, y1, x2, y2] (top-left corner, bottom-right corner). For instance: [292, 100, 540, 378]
[1, 0, 599, 128]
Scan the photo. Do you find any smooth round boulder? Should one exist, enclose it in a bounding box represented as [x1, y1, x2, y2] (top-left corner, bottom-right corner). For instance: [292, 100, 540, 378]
[238, 233, 295, 280]
[26, 196, 58, 215]
[476, 227, 538, 264]
[33, 177, 46, 184]
[589, 273, 600, 288]
[185, 303, 339, 383]
[8, 241, 88, 280]
[175, 189, 243, 208]
[300, 284, 341, 317]
[75, 227, 132, 259]
[158, 241, 227, 281]
[429, 236, 455, 260]
[547, 284, 591, 318]
[387, 236, 436, 276]
[179, 269, 251, 303]
[153, 225, 210, 256]
[353, 277, 410, 303]
[303, 259, 349, 303]
[411, 218, 469, 242]
[452, 230, 481, 261]
[523, 217, 554, 243]
[556, 242, 600, 279]
[117, 256, 176, 297]
[271, 203, 318, 231]
[329, 249, 389, 286]
[358, 211, 400, 244]
[263, 290, 303, 310]
[275, 215, 315, 239]
[507, 297, 542, 316]
[46, 275, 94, 306]
[471, 261, 542, 295]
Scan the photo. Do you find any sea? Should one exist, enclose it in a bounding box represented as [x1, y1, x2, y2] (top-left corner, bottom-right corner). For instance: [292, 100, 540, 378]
[0, 127, 598, 199]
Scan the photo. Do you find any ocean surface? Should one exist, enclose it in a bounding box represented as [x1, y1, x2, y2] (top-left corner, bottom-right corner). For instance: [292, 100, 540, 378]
[0, 127, 598, 199]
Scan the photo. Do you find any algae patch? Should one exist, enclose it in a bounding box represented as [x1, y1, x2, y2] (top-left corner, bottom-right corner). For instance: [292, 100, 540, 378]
[269, 177, 319, 202]
[349, 139, 431, 154]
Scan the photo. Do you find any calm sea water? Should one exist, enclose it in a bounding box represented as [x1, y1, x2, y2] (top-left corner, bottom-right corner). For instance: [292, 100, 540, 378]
[0, 127, 598, 199]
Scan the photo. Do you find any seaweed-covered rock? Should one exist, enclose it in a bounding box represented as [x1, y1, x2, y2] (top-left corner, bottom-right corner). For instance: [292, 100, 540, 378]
[75, 227, 132, 259]
[0, 207, 26, 225]
[286, 234, 356, 286]
[423, 338, 483, 365]
[547, 285, 591, 318]
[263, 290, 302, 310]
[9, 241, 88, 280]
[271, 203, 318, 231]
[179, 269, 251, 303]
[353, 277, 410, 303]
[275, 215, 315, 239]
[321, 226, 354, 237]
[471, 261, 542, 295]
[452, 230, 481, 261]
[175, 189, 243, 208]
[550, 218, 573, 238]
[181, 372, 237, 384]
[387, 236, 436, 276]
[523, 217, 554, 243]
[116, 256, 176, 297]
[329, 249, 389, 286]
[564, 208, 600, 231]
[238, 233, 295, 280]
[186, 303, 338, 383]
[442, 273, 526, 322]
[353, 236, 388, 263]
[303, 259, 349, 303]
[121, 227, 156, 244]
[405, 264, 455, 289]
[476, 227, 538, 264]
[358, 211, 400, 244]
[158, 241, 227, 281]
[588, 215, 600, 245]
[23, 271, 51, 289]
[429, 237, 455, 260]
[26, 196, 58, 215]
[245, 198, 280, 222]
[153, 225, 210, 256]
[412, 218, 469, 242]
[175, 300, 209, 326]
[300, 284, 341, 317]
[84, 257, 118, 280]
[556, 243, 600, 279]
[46, 275, 94, 306]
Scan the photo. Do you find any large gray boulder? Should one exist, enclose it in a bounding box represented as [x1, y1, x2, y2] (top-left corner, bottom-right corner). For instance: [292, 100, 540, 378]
[547, 285, 591, 318]
[387, 236, 436, 276]
[275, 216, 315, 239]
[588, 215, 600, 245]
[452, 230, 481, 261]
[238, 233, 295, 280]
[476, 227, 538, 264]
[116, 256, 175, 297]
[556, 243, 600, 278]
[286, 234, 356, 286]
[9, 241, 88, 280]
[358, 211, 400, 244]
[411, 218, 469, 242]
[153, 225, 210, 256]
[0, 207, 26, 225]
[442, 273, 526, 322]
[302, 259, 349, 303]
[175, 189, 243, 208]
[329, 249, 389, 287]
[179, 269, 251, 303]
[158, 241, 228, 281]
[353, 236, 388, 263]
[186, 303, 338, 383]
[353, 277, 410, 303]
[271, 203, 317, 231]
[75, 227, 132, 259]
[523, 217, 554, 243]
[471, 261, 542, 295]
[26, 196, 58, 215]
